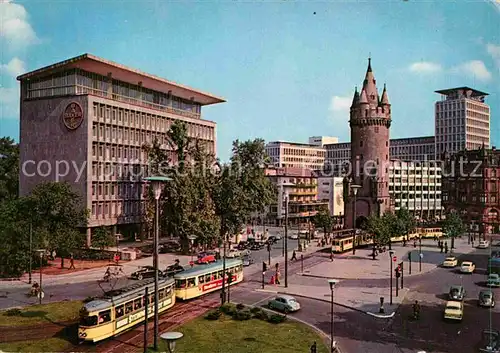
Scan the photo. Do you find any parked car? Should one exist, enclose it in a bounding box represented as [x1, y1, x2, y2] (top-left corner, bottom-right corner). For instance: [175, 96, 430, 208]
[289, 233, 299, 240]
[268, 295, 301, 313]
[164, 263, 184, 277]
[250, 242, 265, 251]
[267, 236, 278, 244]
[479, 329, 500, 353]
[242, 255, 254, 267]
[226, 249, 242, 258]
[443, 300, 464, 321]
[159, 241, 181, 254]
[275, 234, 282, 240]
[479, 290, 495, 308]
[488, 274, 500, 287]
[131, 266, 163, 280]
[240, 248, 251, 256]
[460, 261, 476, 274]
[449, 285, 466, 301]
[478, 240, 490, 249]
[442, 256, 458, 268]
[197, 252, 217, 264]
[237, 241, 249, 250]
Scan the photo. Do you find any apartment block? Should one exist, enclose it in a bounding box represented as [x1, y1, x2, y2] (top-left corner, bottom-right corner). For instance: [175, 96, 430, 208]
[265, 141, 326, 170]
[435, 87, 490, 159]
[18, 53, 224, 245]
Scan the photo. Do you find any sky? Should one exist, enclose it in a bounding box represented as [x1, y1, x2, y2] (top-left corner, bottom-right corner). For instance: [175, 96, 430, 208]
[1, 0, 499, 161]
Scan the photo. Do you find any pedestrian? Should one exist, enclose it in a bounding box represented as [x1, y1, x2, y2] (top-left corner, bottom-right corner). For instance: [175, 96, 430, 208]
[275, 269, 281, 284]
[444, 242, 448, 254]
[310, 341, 317, 353]
[291, 250, 297, 261]
[51, 250, 56, 261]
[113, 253, 120, 264]
[330, 251, 334, 262]
[69, 253, 76, 270]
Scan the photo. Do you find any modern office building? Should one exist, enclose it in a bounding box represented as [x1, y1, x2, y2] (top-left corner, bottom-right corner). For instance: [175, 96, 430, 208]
[265, 141, 326, 170]
[18, 53, 224, 245]
[265, 167, 329, 226]
[442, 147, 500, 237]
[317, 176, 346, 228]
[308, 136, 339, 147]
[389, 160, 444, 220]
[435, 87, 490, 159]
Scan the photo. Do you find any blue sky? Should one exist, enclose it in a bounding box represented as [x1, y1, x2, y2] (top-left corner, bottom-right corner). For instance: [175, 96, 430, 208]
[1, 0, 499, 161]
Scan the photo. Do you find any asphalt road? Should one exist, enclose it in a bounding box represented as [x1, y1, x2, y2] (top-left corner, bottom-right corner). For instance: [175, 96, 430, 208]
[241, 237, 300, 265]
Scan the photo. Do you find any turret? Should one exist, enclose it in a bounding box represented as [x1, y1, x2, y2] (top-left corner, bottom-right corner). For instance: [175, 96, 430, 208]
[380, 83, 390, 106]
[351, 87, 359, 107]
[362, 58, 379, 105]
[359, 88, 368, 104]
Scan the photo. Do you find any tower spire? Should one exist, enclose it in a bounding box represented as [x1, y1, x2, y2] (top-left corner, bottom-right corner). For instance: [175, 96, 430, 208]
[351, 86, 360, 106]
[380, 83, 390, 105]
[367, 56, 372, 73]
[362, 57, 378, 103]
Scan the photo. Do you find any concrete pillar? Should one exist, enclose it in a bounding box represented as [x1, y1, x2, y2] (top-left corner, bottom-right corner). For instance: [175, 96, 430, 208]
[107, 73, 112, 98]
[86, 228, 92, 248]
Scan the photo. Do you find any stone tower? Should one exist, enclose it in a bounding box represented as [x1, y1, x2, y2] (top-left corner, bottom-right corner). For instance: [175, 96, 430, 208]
[344, 58, 392, 228]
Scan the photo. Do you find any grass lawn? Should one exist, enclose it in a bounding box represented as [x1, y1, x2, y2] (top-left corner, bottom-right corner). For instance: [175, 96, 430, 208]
[0, 300, 82, 327]
[155, 315, 329, 353]
[0, 337, 72, 352]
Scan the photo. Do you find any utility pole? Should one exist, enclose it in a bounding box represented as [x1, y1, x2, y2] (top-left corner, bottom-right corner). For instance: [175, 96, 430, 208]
[285, 196, 289, 288]
[28, 222, 32, 284]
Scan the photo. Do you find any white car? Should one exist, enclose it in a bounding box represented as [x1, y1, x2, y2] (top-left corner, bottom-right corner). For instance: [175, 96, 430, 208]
[226, 249, 242, 258]
[289, 233, 299, 240]
[478, 240, 490, 249]
[460, 261, 476, 274]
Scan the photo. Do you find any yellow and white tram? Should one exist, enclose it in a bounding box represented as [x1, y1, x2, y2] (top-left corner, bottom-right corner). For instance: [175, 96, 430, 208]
[174, 259, 243, 300]
[78, 277, 175, 343]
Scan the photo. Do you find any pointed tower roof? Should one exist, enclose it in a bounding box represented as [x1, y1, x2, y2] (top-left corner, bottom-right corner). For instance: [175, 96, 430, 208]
[351, 87, 359, 107]
[359, 88, 368, 104]
[362, 57, 378, 104]
[380, 83, 390, 105]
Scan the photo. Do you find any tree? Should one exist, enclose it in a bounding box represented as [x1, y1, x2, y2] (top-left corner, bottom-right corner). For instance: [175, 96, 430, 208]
[313, 208, 334, 236]
[91, 227, 115, 250]
[442, 211, 466, 249]
[24, 182, 89, 268]
[364, 214, 390, 259]
[0, 137, 19, 202]
[395, 208, 416, 241]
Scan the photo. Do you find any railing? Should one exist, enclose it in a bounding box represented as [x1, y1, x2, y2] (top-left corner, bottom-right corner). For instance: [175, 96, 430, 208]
[76, 85, 202, 120]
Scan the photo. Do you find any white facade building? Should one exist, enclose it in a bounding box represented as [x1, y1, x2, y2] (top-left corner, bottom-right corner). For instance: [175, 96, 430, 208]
[317, 177, 345, 217]
[265, 141, 326, 170]
[308, 136, 339, 147]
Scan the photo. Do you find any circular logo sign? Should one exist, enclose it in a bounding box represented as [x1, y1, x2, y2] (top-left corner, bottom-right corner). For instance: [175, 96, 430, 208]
[62, 102, 84, 130]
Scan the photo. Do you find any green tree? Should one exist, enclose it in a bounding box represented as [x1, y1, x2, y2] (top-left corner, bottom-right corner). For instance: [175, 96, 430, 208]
[313, 208, 334, 236]
[25, 182, 89, 268]
[442, 211, 466, 249]
[91, 227, 115, 250]
[395, 208, 416, 241]
[0, 137, 19, 202]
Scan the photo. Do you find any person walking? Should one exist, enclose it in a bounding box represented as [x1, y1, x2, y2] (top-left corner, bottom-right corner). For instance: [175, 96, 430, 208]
[291, 250, 297, 261]
[69, 253, 76, 269]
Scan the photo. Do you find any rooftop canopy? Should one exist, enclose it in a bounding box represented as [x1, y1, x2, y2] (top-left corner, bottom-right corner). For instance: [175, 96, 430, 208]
[435, 86, 489, 97]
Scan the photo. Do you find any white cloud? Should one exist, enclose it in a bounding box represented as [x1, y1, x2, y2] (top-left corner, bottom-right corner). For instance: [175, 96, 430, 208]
[453, 60, 492, 82]
[328, 95, 351, 140]
[487, 43, 500, 73]
[329, 95, 352, 113]
[0, 86, 19, 119]
[0, 57, 25, 77]
[408, 62, 442, 74]
[0, 0, 38, 51]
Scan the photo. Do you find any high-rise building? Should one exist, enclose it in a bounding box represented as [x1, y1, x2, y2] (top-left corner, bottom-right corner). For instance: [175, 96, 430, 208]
[344, 59, 392, 228]
[265, 141, 326, 170]
[18, 54, 224, 245]
[308, 136, 339, 147]
[435, 87, 490, 159]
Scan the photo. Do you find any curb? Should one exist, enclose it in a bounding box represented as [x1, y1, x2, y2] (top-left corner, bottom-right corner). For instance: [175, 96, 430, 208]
[298, 268, 439, 281]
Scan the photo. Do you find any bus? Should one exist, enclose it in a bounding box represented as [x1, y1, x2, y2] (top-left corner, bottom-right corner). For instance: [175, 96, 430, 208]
[78, 277, 175, 343]
[174, 259, 243, 300]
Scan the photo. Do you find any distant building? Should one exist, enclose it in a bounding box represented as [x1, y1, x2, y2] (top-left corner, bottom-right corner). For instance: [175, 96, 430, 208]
[435, 87, 490, 159]
[18, 53, 225, 245]
[442, 147, 500, 237]
[265, 141, 326, 170]
[308, 136, 339, 147]
[265, 167, 329, 226]
[389, 160, 444, 221]
[317, 176, 345, 228]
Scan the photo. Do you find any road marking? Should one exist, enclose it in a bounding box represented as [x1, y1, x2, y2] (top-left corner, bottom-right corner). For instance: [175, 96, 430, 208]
[250, 294, 274, 307]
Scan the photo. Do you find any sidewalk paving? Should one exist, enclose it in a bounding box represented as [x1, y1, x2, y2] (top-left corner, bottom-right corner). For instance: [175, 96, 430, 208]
[299, 238, 476, 281]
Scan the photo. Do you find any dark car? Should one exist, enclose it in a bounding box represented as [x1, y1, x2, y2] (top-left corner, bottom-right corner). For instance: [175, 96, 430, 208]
[250, 242, 265, 251]
[479, 329, 500, 352]
[449, 285, 466, 301]
[237, 241, 249, 250]
[164, 264, 184, 277]
[479, 290, 495, 308]
[159, 241, 181, 254]
[131, 266, 163, 280]
[267, 236, 278, 244]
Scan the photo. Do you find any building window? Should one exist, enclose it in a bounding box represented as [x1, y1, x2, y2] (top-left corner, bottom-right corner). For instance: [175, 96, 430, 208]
[360, 141, 363, 147]
[374, 127, 379, 133]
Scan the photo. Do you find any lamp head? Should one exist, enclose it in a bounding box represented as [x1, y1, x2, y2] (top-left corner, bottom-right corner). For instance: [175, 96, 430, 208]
[389, 250, 395, 256]
[328, 279, 338, 290]
[144, 176, 172, 200]
[350, 184, 362, 196]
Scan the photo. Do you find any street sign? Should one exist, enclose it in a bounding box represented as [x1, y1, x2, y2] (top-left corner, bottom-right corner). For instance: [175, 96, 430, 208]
[392, 256, 397, 262]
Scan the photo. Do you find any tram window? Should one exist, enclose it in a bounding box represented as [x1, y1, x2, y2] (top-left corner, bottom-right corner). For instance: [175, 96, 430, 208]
[115, 305, 124, 318]
[238, 265, 242, 272]
[166, 286, 172, 296]
[159, 289, 164, 300]
[198, 275, 205, 284]
[134, 298, 142, 310]
[150, 295, 154, 303]
[125, 302, 133, 314]
[80, 314, 98, 327]
[98, 309, 111, 324]
[187, 278, 196, 288]
[212, 272, 217, 280]
[176, 279, 186, 288]
[143, 296, 148, 307]
[218, 270, 223, 279]
[204, 274, 211, 282]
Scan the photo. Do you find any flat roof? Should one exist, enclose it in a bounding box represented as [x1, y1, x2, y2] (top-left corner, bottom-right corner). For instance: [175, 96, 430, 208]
[17, 53, 226, 106]
[267, 141, 324, 148]
[435, 87, 489, 97]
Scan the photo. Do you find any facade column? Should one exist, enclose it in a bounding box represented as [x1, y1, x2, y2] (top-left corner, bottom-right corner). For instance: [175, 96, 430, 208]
[86, 228, 92, 248]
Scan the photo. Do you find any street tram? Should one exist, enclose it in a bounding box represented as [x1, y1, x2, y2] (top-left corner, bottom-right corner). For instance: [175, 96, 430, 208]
[174, 259, 243, 300]
[330, 227, 443, 253]
[78, 277, 175, 343]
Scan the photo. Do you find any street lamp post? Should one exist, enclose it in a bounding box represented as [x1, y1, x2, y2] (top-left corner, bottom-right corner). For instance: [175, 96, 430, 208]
[350, 184, 362, 255]
[284, 195, 289, 288]
[144, 176, 171, 351]
[187, 235, 197, 265]
[160, 332, 183, 353]
[419, 236, 422, 272]
[28, 222, 33, 284]
[36, 249, 45, 305]
[389, 250, 394, 306]
[328, 279, 338, 353]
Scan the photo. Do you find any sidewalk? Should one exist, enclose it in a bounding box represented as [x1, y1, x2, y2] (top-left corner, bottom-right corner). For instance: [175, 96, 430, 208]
[298, 238, 475, 281]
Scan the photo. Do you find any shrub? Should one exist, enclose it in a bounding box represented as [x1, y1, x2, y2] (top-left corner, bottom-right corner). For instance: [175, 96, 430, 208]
[236, 303, 245, 311]
[233, 309, 252, 321]
[5, 308, 21, 316]
[220, 303, 237, 316]
[253, 309, 269, 321]
[249, 306, 261, 314]
[267, 314, 287, 324]
[204, 310, 221, 321]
